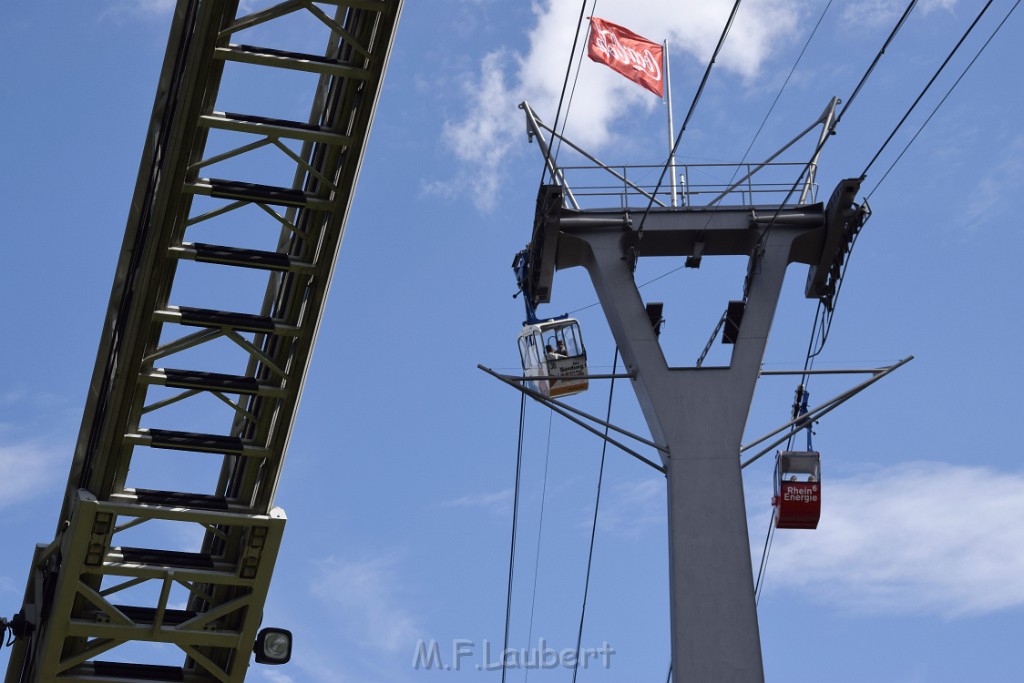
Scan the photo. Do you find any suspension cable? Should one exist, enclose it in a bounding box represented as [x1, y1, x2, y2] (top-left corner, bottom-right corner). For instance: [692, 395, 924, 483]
[637, 0, 745, 236]
[539, 0, 592, 187]
[752, 0, 917, 256]
[720, 0, 837, 205]
[867, 0, 1021, 199]
[861, 0, 996, 180]
[524, 412, 555, 683]
[753, 508, 777, 604]
[500, 393, 528, 683]
[753, 244, 827, 604]
[836, 0, 918, 127]
[553, 0, 599, 166]
[570, 348, 620, 683]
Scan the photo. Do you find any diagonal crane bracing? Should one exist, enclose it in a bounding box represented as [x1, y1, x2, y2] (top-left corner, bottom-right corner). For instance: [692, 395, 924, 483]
[5, 1, 404, 681]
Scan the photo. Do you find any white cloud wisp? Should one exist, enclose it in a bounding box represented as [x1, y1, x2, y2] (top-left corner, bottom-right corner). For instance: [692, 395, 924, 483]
[312, 556, 420, 653]
[764, 462, 1024, 618]
[438, 0, 802, 210]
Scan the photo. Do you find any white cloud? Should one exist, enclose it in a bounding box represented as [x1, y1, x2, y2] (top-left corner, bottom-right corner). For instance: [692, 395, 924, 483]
[441, 488, 513, 512]
[763, 462, 1024, 617]
[962, 135, 1024, 228]
[427, 50, 522, 210]
[253, 670, 296, 683]
[842, 0, 957, 28]
[103, 0, 174, 18]
[597, 478, 665, 538]
[312, 556, 420, 653]
[438, 0, 803, 209]
[0, 440, 64, 509]
[104, 0, 261, 21]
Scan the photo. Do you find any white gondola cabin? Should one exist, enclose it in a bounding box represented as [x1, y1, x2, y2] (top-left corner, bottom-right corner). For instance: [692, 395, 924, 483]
[772, 451, 821, 529]
[517, 318, 588, 399]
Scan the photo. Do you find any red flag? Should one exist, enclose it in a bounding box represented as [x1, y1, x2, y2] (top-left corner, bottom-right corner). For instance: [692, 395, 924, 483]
[587, 17, 664, 97]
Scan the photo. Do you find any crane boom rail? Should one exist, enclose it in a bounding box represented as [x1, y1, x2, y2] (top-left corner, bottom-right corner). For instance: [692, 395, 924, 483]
[6, 1, 403, 681]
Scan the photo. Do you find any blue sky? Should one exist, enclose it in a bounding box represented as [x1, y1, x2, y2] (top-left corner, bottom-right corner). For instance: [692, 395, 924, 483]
[2, 1, 1023, 682]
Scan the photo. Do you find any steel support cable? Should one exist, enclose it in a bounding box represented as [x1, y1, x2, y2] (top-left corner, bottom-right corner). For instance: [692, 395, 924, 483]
[568, 264, 685, 315]
[501, 393, 528, 683]
[754, 0, 918, 249]
[867, 0, 1021, 200]
[553, 0, 599, 166]
[570, 348, 620, 683]
[753, 509, 777, 604]
[753, 307, 825, 604]
[706, 0, 836, 218]
[836, 0, 918, 128]
[754, 292, 822, 604]
[807, 228, 861, 360]
[524, 411, 555, 683]
[679, 0, 836, 310]
[539, 0, 593, 187]
[861, 0, 996, 180]
[637, 0, 745, 237]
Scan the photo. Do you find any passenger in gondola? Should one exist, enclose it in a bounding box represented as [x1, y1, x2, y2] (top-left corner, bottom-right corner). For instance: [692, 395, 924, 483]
[545, 344, 562, 360]
[556, 339, 568, 356]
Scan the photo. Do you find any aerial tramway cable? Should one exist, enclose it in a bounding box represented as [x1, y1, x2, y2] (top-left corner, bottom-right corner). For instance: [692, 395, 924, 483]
[501, 349, 631, 681]
[710, 0, 837, 210]
[553, 0, 599, 167]
[860, 0, 997, 181]
[754, 0, 919, 250]
[501, 393, 528, 683]
[637, 0, 745, 237]
[570, 349, 620, 683]
[755, 229, 832, 602]
[523, 412, 554, 683]
[539, 0, 593, 187]
[867, 0, 1021, 200]
[755, 0, 1008, 606]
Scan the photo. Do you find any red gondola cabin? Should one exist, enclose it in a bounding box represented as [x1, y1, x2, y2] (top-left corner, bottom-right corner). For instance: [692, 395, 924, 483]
[772, 451, 821, 529]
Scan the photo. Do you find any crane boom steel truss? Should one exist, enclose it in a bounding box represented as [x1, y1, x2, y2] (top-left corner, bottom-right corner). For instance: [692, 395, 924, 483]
[6, 1, 403, 681]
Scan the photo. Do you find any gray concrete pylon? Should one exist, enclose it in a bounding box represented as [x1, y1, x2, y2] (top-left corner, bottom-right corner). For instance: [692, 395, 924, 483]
[559, 213, 818, 682]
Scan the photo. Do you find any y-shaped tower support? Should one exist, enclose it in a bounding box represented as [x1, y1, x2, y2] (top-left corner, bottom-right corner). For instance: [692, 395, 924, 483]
[524, 179, 862, 681]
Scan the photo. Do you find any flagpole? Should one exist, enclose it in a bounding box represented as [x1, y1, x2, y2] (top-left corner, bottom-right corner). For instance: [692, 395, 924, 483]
[664, 39, 678, 207]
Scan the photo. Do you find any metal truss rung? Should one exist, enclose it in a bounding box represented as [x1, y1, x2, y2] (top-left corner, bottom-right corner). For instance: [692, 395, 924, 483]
[118, 547, 215, 571]
[200, 111, 355, 146]
[127, 429, 269, 458]
[171, 241, 313, 274]
[108, 605, 197, 626]
[68, 619, 240, 649]
[143, 368, 286, 398]
[185, 179, 334, 211]
[147, 428, 243, 454]
[215, 43, 373, 79]
[130, 488, 229, 511]
[206, 178, 307, 207]
[154, 306, 300, 336]
[90, 661, 185, 681]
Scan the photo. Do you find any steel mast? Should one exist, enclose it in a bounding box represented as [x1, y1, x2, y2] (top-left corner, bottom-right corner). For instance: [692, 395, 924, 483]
[5, 1, 403, 681]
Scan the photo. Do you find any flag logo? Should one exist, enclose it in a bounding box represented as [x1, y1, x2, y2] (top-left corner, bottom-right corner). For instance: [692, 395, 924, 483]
[587, 17, 664, 97]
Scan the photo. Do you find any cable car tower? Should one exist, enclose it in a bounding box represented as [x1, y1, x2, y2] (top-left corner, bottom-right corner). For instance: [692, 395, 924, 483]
[3, 1, 403, 681]
[512, 101, 867, 682]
